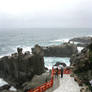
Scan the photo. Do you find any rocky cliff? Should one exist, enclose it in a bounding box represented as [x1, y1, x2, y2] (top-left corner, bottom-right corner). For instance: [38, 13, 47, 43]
[70, 43, 92, 91]
[0, 45, 45, 89]
[42, 43, 78, 57]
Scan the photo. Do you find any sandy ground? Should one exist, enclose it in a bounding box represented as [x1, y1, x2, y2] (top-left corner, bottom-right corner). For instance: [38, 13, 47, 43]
[46, 74, 81, 92]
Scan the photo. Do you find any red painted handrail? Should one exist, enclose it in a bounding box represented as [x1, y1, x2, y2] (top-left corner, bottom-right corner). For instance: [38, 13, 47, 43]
[28, 68, 71, 92]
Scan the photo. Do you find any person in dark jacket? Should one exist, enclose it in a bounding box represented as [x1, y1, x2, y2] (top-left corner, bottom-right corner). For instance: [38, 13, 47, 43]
[55, 67, 59, 78]
[59, 65, 64, 78]
[53, 65, 58, 78]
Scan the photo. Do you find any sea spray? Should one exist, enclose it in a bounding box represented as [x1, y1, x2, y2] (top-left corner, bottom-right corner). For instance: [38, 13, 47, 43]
[44, 57, 70, 69]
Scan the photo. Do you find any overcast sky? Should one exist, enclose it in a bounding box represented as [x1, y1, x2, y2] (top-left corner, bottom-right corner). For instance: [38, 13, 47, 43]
[0, 0, 92, 28]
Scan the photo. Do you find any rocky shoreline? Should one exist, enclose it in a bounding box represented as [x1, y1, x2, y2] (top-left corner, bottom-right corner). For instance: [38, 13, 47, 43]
[0, 36, 92, 92]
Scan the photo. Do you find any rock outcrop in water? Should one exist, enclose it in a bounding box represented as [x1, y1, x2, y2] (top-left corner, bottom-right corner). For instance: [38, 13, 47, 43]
[70, 43, 92, 91]
[69, 36, 92, 47]
[0, 45, 45, 89]
[42, 43, 78, 57]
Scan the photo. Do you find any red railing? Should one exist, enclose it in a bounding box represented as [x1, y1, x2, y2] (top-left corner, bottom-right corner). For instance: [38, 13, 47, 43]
[28, 68, 71, 92]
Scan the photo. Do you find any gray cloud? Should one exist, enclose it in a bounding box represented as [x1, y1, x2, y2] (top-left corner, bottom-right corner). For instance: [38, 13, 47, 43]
[0, 0, 92, 28]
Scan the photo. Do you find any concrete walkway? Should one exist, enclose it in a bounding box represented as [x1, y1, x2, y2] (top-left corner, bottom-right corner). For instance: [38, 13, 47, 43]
[53, 74, 81, 92]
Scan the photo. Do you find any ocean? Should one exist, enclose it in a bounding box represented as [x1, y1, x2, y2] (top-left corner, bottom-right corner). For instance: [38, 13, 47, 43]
[0, 28, 92, 69]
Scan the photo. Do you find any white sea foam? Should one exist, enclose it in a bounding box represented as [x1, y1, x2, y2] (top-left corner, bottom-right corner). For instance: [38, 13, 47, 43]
[0, 55, 4, 58]
[53, 38, 70, 43]
[77, 47, 84, 53]
[0, 78, 17, 91]
[22, 46, 32, 53]
[0, 78, 8, 87]
[87, 35, 92, 37]
[9, 86, 17, 91]
[44, 57, 70, 69]
[0, 46, 33, 58]
[69, 41, 80, 44]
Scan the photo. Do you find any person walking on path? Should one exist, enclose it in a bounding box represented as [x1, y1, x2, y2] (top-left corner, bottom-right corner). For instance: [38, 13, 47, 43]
[59, 65, 64, 78]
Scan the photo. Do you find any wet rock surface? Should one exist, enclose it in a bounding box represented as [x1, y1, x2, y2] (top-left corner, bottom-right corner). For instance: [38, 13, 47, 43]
[42, 43, 78, 57]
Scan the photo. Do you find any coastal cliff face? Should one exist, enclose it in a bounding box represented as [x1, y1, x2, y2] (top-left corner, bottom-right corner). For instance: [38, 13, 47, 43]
[70, 43, 92, 91]
[42, 43, 78, 57]
[0, 45, 45, 89]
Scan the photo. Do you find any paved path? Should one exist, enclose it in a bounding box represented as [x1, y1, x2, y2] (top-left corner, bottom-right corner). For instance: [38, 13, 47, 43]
[53, 74, 81, 92]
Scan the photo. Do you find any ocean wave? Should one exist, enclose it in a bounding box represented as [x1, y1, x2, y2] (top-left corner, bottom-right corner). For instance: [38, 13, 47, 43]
[0, 78, 8, 87]
[44, 57, 70, 69]
[77, 47, 84, 53]
[87, 35, 92, 37]
[0, 45, 33, 58]
[0, 78, 17, 91]
[52, 38, 70, 43]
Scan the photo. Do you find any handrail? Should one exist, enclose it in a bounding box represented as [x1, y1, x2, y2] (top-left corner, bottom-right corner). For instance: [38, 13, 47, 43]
[27, 68, 71, 92]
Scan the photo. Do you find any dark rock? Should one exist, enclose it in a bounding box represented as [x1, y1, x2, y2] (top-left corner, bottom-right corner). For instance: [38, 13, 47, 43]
[70, 42, 92, 91]
[69, 36, 92, 47]
[80, 86, 91, 92]
[65, 66, 74, 69]
[22, 72, 51, 91]
[24, 51, 30, 56]
[32, 44, 44, 56]
[87, 43, 92, 50]
[17, 48, 23, 56]
[44, 67, 48, 71]
[42, 43, 78, 57]
[74, 75, 83, 86]
[0, 85, 11, 91]
[0, 46, 45, 89]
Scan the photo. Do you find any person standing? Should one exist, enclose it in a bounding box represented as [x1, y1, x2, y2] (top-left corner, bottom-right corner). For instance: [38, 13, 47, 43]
[55, 67, 59, 78]
[53, 65, 58, 78]
[59, 65, 64, 78]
